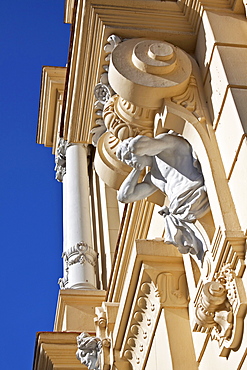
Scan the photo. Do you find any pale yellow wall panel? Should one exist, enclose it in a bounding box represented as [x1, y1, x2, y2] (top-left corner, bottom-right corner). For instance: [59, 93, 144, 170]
[204, 46, 247, 124]
[146, 204, 164, 240]
[196, 11, 247, 82]
[145, 311, 173, 370]
[228, 138, 247, 232]
[215, 87, 247, 177]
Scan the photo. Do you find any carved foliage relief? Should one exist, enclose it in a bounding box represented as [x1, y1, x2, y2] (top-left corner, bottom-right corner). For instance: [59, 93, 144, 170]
[194, 264, 247, 357]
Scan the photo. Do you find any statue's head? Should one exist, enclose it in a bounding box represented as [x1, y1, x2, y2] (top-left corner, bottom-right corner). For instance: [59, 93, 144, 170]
[116, 138, 150, 170]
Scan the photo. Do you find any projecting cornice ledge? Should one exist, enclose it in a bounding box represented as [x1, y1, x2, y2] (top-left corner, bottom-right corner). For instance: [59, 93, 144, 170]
[37, 66, 66, 154]
[33, 331, 88, 370]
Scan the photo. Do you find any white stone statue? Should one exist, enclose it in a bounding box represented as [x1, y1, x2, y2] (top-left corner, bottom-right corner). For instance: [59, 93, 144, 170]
[76, 332, 102, 370]
[116, 132, 210, 261]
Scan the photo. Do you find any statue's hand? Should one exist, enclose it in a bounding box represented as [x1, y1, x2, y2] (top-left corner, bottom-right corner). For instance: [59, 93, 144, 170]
[129, 135, 152, 156]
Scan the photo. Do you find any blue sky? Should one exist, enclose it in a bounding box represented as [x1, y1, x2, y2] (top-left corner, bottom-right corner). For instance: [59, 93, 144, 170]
[0, 1, 70, 368]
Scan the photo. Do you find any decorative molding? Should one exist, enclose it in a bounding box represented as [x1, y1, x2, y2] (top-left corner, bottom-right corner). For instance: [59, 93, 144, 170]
[37, 66, 66, 152]
[54, 138, 68, 182]
[194, 264, 247, 357]
[94, 131, 131, 190]
[91, 35, 122, 146]
[119, 250, 188, 370]
[76, 332, 102, 370]
[122, 278, 160, 370]
[59, 241, 97, 289]
[155, 272, 188, 307]
[171, 75, 206, 124]
[103, 95, 155, 141]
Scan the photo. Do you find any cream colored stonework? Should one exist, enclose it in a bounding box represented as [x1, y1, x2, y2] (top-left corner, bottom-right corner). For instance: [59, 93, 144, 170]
[35, 0, 247, 369]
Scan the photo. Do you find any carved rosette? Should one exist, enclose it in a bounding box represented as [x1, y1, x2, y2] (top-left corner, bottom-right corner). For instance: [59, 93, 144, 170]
[194, 264, 247, 357]
[58, 241, 97, 289]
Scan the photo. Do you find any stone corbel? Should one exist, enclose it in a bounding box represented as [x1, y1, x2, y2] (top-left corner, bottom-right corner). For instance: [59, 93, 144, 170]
[93, 36, 197, 194]
[193, 264, 247, 357]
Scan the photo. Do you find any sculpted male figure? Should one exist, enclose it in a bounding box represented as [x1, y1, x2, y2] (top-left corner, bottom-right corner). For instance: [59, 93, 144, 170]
[116, 132, 210, 261]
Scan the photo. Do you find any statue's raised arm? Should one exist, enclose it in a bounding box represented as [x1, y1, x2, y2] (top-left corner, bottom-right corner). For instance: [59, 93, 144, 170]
[116, 132, 210, 262]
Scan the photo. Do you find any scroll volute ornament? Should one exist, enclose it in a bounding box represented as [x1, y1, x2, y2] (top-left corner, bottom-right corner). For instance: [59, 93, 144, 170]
[108, 38, 192, 109]
[103, 38, 192, 141]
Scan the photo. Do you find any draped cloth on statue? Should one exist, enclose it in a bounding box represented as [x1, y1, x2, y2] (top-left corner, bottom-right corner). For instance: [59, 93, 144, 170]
[159, 181, 209, 262]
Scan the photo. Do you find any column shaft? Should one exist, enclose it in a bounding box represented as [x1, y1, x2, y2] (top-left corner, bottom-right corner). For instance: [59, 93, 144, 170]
[62, 144, 97, 289]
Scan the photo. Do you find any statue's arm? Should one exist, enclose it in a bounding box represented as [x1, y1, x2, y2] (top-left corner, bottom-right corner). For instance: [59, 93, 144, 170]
[117, 169, 157, 203]
[128, 134, 175, 156]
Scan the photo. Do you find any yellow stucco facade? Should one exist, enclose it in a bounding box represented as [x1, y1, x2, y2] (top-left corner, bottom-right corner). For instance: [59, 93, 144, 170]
[34, 1, 247, 369]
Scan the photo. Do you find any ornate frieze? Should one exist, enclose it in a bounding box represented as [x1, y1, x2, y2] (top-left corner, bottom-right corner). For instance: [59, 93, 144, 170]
[103, 95, 155, 141]
[194, 264, 247, 357]
[58, 241, 97, 289]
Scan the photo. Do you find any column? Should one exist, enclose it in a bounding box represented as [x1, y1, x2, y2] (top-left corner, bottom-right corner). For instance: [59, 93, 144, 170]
[57, 140, 97, 289]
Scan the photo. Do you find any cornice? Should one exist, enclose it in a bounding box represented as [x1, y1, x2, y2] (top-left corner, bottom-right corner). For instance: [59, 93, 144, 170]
[33, 331, 89, 369]
[61, 0, 245, 145]
[37, 66, 66, 154]
[64, 0, 76, 24]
